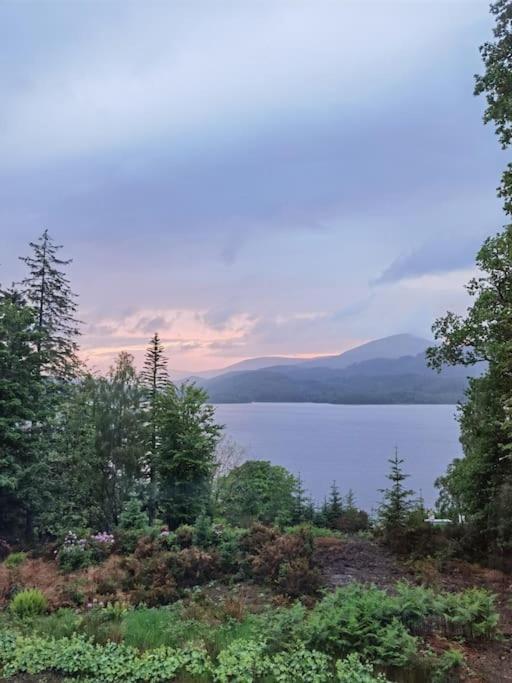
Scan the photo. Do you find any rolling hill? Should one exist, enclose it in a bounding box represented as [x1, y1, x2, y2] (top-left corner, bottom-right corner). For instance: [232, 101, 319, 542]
[194, 335, 481, 404]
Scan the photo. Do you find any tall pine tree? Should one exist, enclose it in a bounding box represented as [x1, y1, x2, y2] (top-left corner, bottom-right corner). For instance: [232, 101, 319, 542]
[19, 229, 80, 379]
[0, 289, 47, 540]
[141, 333, 169, 521]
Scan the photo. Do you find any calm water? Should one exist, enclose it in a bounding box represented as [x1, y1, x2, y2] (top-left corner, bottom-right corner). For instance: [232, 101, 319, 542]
[214, 403, 462, 512]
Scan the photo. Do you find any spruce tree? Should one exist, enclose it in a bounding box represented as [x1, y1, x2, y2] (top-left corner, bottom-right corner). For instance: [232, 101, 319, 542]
[326, 480, 343, 529]
[379, 449, 415, 544]
[19, 229, 80, 379]
[291, 473, 307, 524]
[141, 333, 169, 521]
[0, 289, 46, 540]
[345, 489, 357, 512]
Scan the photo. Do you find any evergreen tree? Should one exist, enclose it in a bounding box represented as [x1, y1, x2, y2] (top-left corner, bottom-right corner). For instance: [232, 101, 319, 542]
[156, 382, 222, 527]
[40, 376, 103, 535]
[19, 229, 80, 379]
[326, 480, 343, 529]
[0, 289, 46, 540]
[379, 449, 415, 539]
[140, 333, 169, 521]
[291, 473, 307, 524]
[345, 489, 357, 512]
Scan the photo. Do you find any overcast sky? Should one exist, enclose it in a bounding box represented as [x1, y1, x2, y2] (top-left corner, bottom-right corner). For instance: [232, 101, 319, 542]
[0, 0, 505, 371]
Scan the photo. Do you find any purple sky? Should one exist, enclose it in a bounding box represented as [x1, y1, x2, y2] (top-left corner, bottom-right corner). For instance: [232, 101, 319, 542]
[0, 1, 505, 371]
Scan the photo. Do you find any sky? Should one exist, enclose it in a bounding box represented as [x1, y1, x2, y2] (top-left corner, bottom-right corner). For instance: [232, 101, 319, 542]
[0, 0, 506, 372]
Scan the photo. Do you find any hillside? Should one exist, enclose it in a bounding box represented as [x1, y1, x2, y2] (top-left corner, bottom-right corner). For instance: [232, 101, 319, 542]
[200, 351, 481, 404]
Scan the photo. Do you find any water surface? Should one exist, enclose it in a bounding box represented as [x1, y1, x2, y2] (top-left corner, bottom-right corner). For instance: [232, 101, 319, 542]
[214, 403, 461, 511]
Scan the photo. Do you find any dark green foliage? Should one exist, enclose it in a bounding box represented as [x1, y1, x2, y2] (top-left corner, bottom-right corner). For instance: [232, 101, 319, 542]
[0, 290, 47, 541]
[379, 450, 415, 550]
[193, 513, 214, 548]
[216, 460, 298, 526]
[325, 481, 343, 529]
[426, 0, 512, 557]
[156, 382, 222, 527]
[116, 495, 150, 554]
[19, 229, 80, 380]
[474, 0, 512, 213]
[10, 588, 48, 618]
[4, 552, 27, 569]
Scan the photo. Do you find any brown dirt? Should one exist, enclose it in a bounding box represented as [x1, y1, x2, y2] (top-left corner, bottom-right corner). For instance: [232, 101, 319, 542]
[314, 536, 406, 587]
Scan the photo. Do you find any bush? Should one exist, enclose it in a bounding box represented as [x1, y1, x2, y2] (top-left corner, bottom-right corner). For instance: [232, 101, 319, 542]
[439, 587, 499, 640]
[249, 528, 322, 596]
[57, 532, 94, 572]
[239, 523, 279, 554]
[4, 552, 27, 569]
[216, 526, 245, 573]
[10, 588, 48, 618]
[168, 547, 220, 587]
[175, 524, 195, 548]
[336, 653, 389, 682]
[193, 514, 215, 548]
[303, 584, 417, 666]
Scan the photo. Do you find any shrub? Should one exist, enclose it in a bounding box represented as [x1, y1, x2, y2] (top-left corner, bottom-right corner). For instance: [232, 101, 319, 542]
[4, 552, 27, 569]
[431, 649, 465, 682]
[336, 509, 370, 534]
[193, 513, 215, 548]
[303, 584, 417, 666]
[276, 557, 323, 598]
[216, 526, 245, 573]
[175, 524, 195, 548]
[168, 547, 220, 587]
[88, 532, 115, 563]
[249, 528, 322, 596]
[336, 653, 389, 682]
[57, 532, 93, 572]
[134, 535, 159, 559]
[239, 523, 279, 554]
[439, 587, 499, 640]
[10, 588, 48, 618]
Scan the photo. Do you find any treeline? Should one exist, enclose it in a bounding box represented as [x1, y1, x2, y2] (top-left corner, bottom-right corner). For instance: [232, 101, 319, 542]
[0, 231, 220, 540]
[426, 0, 512, 562]
[0, 233, 371, 544]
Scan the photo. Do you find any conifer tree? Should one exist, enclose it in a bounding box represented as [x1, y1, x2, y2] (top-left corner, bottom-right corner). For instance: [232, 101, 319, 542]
[19, 229, 80, 379]
[141, 333, 169, 521]
[291, 473, 307, 524]
[0, 289, 46, 540]
[326, 480, 343, 529]
[345, 489, 357, 512]
[379, 449, 415, 540]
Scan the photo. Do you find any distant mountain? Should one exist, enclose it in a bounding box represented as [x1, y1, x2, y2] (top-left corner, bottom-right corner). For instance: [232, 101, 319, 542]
[190, 355, 305, 380]
[198, 337, 482, 404]
[300, 334, 432, 369]
[174, 333, 432, 381]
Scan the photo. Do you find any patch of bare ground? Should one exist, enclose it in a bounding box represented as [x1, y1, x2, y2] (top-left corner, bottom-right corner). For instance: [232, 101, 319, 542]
[314, 536, 406, 588]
